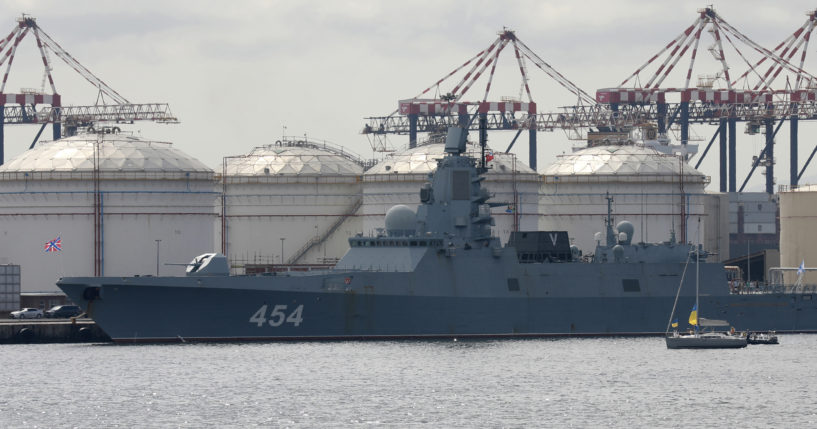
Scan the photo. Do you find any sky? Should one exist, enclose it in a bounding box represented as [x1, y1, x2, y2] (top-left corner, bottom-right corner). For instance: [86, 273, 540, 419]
[1, 0, 817, 191]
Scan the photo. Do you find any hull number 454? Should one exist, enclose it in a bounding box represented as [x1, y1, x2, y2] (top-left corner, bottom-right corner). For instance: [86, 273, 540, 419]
[249, 304, 304, 327]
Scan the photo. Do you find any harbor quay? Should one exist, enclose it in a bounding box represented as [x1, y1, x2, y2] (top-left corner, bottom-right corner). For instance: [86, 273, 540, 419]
[0, 318, 110, 344]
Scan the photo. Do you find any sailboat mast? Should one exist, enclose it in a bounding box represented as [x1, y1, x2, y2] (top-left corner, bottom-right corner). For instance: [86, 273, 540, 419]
[696, 217, 700, 321]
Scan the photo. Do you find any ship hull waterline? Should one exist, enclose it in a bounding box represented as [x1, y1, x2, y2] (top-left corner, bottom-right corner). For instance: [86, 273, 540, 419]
[58, 273, 817, 344]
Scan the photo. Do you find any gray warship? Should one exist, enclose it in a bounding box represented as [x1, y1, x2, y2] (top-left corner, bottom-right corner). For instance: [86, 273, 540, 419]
[57, 126, 817, 342]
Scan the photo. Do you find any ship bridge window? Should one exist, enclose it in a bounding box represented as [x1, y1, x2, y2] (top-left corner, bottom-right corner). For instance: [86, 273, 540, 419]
[622, 279, 640, 292]
[507, 278, 520, 291]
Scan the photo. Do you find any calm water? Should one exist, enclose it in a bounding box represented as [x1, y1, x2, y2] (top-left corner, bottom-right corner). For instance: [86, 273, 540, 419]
[2, 336, 816, 428]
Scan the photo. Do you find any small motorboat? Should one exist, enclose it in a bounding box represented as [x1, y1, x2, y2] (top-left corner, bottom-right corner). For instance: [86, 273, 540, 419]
[747, 331, 779, 345]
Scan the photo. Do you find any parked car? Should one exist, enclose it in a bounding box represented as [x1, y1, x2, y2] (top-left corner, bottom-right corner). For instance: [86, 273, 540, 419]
[44, 305, 82, 318]
[10, 308, 43, 319]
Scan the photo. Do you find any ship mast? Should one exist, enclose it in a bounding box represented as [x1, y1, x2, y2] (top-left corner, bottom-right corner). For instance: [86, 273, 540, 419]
[605, 192, 616, 246]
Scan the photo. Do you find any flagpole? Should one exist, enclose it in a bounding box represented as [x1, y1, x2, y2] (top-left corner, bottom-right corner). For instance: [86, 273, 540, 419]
[57, 232, 65, 279]
[695, 218, 700, 336]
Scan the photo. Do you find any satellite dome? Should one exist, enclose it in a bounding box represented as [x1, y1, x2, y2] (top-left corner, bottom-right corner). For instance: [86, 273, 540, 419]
[613, 244, 624, 262]
[385, 205, 416, 237]
[616, 221, 635, 245]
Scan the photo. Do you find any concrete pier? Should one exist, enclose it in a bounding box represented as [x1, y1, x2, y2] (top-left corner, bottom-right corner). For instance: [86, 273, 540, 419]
[0, 318, 111, 344]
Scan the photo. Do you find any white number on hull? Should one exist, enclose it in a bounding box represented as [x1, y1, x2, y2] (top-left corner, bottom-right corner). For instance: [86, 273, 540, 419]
[286, 304, 304, 326]
[269, 305, 287, 327]
[248, 304, 304, 328]
[250, 305, 268, 327]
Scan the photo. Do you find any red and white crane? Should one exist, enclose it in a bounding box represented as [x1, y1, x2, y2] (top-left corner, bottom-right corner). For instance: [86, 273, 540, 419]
[364, 28, 594, 170]
[0, 15, 178, 164]
[595, 7, 817, 194]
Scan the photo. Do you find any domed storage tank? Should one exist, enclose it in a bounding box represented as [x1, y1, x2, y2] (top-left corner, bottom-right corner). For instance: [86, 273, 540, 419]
[363, 143, 539, 244]
[221, 139, 365, 271]
[540, 143, 710, 254]
[0, 132, 218, 292]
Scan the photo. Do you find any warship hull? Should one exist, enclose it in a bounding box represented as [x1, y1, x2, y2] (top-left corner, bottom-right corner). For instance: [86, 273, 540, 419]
[57, 257, 817, 343]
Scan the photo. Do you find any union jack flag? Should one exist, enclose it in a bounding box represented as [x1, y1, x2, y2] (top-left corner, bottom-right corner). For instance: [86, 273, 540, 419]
[44, 236, 62, 252]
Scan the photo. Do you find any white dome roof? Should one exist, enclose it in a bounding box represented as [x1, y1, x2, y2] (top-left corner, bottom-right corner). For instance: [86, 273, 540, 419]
[366, 144, 536, 175]
[224, 142, 363, 176]
[542, 144, 706, 178]
[0, 133, 211, 174]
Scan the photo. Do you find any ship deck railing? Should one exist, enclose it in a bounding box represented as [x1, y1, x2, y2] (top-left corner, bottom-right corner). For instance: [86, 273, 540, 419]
[730, 282, 817, 295]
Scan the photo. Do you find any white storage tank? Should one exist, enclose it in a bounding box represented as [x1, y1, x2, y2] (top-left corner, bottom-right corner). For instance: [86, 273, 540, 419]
[779, 185, 817, 285]
[363, 143, 539, 245]
[540, 143, 711, 254]
[221, 139, 365, 271]
[0, 132, 218, 292]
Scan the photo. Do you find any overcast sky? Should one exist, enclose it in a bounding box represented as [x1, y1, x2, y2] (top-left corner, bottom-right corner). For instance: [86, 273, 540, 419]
[2, 0, 817, 191]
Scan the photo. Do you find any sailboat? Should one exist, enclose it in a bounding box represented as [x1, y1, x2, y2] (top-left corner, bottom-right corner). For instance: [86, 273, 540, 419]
[665, 219, 747, 349]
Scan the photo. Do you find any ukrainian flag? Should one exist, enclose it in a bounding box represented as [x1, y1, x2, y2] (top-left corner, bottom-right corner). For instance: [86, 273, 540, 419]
[689, 304, 698, 326]
[671, 318, 679, 328]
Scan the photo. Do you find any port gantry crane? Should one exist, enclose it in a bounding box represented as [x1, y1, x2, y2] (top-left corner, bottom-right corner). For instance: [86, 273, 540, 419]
[364, 10, 817, 194]
[0, 15, 177, 165]
[362, 28, 597, 171]
[593, 7, 817, 194]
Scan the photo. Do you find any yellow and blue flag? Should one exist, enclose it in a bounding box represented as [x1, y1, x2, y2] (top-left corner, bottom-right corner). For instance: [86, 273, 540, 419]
[671, 318, 678, 328]
[689, 304, 698, 326]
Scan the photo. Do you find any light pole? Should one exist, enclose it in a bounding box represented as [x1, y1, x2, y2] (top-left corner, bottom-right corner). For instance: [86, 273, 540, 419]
[280, 237, 285, 265]
[155, 239, 162, 276]
[741, 202, 751, 286]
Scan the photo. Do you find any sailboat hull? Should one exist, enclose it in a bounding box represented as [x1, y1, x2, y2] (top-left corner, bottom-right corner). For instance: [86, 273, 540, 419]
[665, 333, 748, 349]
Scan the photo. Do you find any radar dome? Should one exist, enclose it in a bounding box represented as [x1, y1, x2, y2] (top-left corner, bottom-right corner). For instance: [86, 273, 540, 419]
[613, 244, 624, 262]
[385, 205, 416, 237]
[616, 221, 635, 245]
